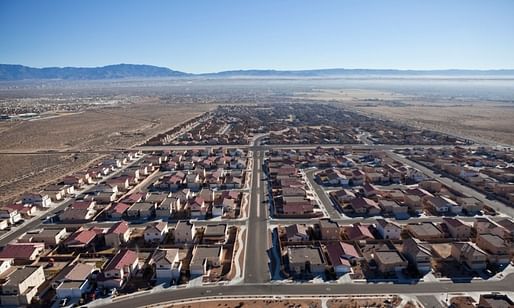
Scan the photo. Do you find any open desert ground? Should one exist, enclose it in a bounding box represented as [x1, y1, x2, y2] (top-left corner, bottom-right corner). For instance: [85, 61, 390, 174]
[0, 101, 214, 203]
[296, 88, 514, 146]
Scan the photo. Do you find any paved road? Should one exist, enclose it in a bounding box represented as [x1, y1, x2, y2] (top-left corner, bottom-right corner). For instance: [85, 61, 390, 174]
[133, 143, 478, 152]
[387, 151, 514, 217]
[0, 156, 145, 246]
[99, 273, 514, 308]
[244, 141, 270, 283]
[304, 169, 341, 220]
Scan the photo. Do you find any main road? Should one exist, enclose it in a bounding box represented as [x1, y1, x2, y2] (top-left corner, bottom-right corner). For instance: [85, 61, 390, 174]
[99, 273, 514, 308]
[243, 136, 270, 283]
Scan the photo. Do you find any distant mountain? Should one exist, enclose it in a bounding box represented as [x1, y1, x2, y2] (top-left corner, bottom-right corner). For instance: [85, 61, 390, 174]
[200, 68, 514, 78]
[0, 64, 189, 80]
[1, 64, 513, 80]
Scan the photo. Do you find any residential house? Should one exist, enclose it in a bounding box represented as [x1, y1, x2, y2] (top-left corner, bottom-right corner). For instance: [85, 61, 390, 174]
[375, 219, 402, 240]
[478, 294, 514, 308]
[144, 221, 168, 243]
[155, 197, 178, 219]
[0, 243, 44, 263]
[281, 197, 314, 216]
[203, 224, 227, 244]
[109, 202, 131, 219]
[401, 238, 432, 273]
[443, 218, 472, 240]
[101, 249, 139, 289]
[0, 208, 22, 225]
[474, 218, 512, 240]
[378, 200, 408, 219]
[331, 189, 356, 203]
[53, 263, 95, 299]
[363, 182, 378, 197]
[189, 246, 222, 276]
[325, 242, 359, 275]
[150, 248, 182, 282]
[373, 248, 408, 274]
[458, 197, 484, 215]
[424, 196, 461, 214]
[284, 224, 309, 242]
[59, 207, 96, 222]
[476, 233, 511, 264]
[127, 202, 155, 219]
[406, 222, 444, 241]
[3, 204, 36, 219]
[174, 221, 195, 244]
[344, 223, 375, 241]
[63, 228, 97, 250]
[350, 197, 380, 216]
[24, 227, 67, 247]
[451, 242, 488, 270]
[104, 221, 130, 248]
[319, 219, 341, 240]
[21, 193, 51, 207]
[287, 246, 326, 276]
[0, 266, 45, 306]
[0, 258, 13, 275]
[404, 194, 423, 214]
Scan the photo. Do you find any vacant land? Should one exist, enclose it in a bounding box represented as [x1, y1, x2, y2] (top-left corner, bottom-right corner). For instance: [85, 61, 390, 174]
[295, 89, 514, 145]
[357, 104, 514, 145]
[167, 299, 322, 308]
[0, 153, 99, 203]
[0, 101, 214, 151]
[0, 100, 214, 203]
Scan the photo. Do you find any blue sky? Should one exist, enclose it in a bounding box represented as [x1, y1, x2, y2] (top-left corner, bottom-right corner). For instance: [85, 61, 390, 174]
[1, 0, 513, 73]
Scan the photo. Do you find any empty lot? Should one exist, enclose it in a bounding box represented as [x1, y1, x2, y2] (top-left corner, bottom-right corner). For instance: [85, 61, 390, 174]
[0, 100, 214, 203]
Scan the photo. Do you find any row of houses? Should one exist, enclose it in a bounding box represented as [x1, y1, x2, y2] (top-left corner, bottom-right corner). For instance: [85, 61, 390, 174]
[331, 180, 486, 218]
[266, 155, 319, 217]
[404, 146, 514, 205]
[277, 217, 513, 279]
[0, 218, 235, 305]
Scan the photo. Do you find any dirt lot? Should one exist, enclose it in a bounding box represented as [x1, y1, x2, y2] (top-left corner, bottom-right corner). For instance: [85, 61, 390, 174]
[295, 89, 514, 146]
[0, 153, 100, 204]
[0, 100, 214, 203]
[355, 104, 514, 146]
[0, 101, 214, 151]
[167, 299, 322, 308]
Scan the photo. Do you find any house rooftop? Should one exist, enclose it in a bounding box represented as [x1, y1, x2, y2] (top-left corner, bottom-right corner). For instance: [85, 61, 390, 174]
[319, 219, 339, 229]
[104, 249, 138, 271]
[190, 246, 221, 267]
[374, 250, 406, 265]
[479, 233, 506, 247]
[152, 248, 179, 265]
[204, 224, 227, 237]
[107, 221, 129, 235]
[287, 246, 324, 266]
[0, 243, 44, 260]
[3, 266, 41, 286]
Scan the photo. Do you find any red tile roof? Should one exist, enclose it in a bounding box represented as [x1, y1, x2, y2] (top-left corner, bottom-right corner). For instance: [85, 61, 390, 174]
[108, 221, 129, 235]
[65, 229, 97, 246]
[105, 249, 137, 271]
[0, 243, 44, 260]
[111, 202, 130, 214]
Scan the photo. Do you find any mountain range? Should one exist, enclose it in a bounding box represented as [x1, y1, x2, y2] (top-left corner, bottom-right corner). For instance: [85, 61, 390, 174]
[1, 63, 514, 80]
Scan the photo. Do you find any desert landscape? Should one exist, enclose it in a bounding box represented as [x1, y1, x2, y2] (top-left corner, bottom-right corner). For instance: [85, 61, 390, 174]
[0, 99, 214, 203]
[295, 88, 514, 146]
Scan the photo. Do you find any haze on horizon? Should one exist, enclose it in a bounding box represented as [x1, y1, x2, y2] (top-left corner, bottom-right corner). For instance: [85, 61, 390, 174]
[1, 0, 514, 73]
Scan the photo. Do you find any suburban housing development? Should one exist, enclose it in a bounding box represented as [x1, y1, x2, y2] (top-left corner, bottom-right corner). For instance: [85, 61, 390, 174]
[0, 103, 512, 308]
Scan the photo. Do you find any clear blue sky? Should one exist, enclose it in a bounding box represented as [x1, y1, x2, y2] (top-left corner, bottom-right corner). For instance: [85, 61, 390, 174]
[1, 0, 513, 73]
